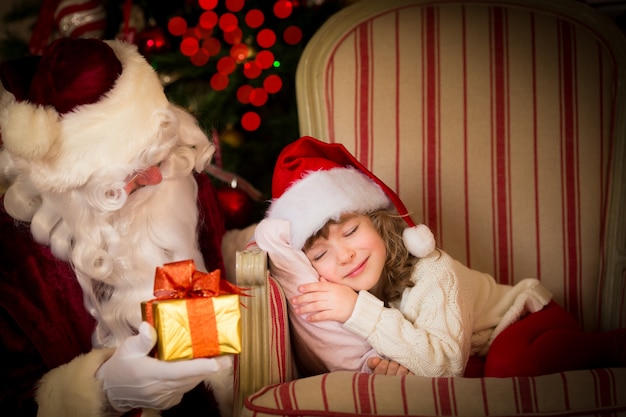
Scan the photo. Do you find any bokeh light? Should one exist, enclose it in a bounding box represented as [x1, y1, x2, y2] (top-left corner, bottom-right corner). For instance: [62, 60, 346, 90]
[199, 0, 218, 11]
[257, 29, 276, 48]
[219, 13, 238, 32]
[223, 27, 243, 44]
[243, 61, 262, 79]
[210, 73, 229, 91]
[245, 9, 264, 29]
[199, 11, 218, 29]
[230, 43, 249, 62]
[237, 85, 254, 104]
[255, 50, 274, 69]
[263, 74, 283, 94]
[203, 37, 221, 55]
[191, 49, 210, 66]
[250, 88, 268, 106]
[217, 56, 236, 74]
[241, 111, 261, 131]
[273, 1, 293, 19]
[226, 0, 245, 13]
[283, 25, 302, 45]
[180, 37, 199, 56]
[167, 16, 187, 36]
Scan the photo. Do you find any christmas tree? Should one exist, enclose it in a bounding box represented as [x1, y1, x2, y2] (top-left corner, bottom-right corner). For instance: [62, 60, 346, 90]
[0, 0, 346, 228]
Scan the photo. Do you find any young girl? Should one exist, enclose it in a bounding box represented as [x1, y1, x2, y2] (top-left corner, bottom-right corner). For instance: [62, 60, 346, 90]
[255, 136, 625, 378]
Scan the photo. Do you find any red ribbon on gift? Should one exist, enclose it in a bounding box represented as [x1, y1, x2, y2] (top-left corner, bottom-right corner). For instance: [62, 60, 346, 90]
[152, 259, 246, 300]
[145, 259, 246, 359]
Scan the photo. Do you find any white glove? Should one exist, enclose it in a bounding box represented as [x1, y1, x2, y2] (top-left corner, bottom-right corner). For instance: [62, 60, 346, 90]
[96, 321, 228, 412]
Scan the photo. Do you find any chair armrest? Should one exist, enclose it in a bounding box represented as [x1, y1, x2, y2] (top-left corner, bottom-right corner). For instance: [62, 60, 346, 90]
[234, 246, 270, 414]
[234, 246, 295, 415]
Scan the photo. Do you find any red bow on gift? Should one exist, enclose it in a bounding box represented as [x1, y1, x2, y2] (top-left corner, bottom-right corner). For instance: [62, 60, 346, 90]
[153, 259, 246, 299]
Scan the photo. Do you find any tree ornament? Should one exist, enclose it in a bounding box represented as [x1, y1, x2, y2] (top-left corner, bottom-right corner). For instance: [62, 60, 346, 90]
[220, 126, 244, 148]
[117, 1, 146, 44]
[29, 0, 106, 54]
[136, 25, 169, 57]
[216, 182, 254, 229]
[55, 0, 107, 38]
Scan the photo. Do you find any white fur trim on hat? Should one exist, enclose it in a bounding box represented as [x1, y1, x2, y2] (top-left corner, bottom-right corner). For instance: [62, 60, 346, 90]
[267, 167, 390, 250]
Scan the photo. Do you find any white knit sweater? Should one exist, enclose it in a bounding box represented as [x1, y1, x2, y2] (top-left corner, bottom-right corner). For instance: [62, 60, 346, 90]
[343, 250, 553, 377]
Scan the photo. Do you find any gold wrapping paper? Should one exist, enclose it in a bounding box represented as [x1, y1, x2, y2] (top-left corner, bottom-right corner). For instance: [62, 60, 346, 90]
[141, 294, 241, 361]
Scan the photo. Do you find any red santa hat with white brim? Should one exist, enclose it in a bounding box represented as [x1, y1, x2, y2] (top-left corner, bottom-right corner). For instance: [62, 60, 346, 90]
[0, 37, 170, 192]
[266, 136, 436, 257]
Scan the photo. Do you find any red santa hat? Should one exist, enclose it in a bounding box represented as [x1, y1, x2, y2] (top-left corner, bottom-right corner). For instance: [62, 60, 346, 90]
[0, 37, 170, 192]
[267, 136, 436, 257]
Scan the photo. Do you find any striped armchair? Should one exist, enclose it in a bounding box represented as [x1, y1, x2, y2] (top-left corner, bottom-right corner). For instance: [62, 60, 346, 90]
[233, 0, 626, 415]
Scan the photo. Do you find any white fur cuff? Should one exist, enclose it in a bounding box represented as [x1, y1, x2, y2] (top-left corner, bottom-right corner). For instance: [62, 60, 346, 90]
[36, 348, 115, 417]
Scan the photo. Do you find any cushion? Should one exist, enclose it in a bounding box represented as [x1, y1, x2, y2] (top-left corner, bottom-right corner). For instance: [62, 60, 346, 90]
[242, 368, 626, 416]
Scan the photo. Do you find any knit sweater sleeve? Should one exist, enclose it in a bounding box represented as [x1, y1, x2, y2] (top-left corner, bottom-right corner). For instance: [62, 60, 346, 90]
[343, 252, 471, 377]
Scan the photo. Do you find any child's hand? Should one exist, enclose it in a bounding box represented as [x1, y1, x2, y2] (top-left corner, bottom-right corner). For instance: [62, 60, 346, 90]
[367, 357, 413, 376]
[292, 278, 357, 323]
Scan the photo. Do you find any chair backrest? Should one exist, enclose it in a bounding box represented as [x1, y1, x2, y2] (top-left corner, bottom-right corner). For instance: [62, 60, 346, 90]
[296, 0, 626, 331]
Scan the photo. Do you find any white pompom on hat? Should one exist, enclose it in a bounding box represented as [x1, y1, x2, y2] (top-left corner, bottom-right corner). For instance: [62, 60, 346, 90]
[267, 136, 436, 257]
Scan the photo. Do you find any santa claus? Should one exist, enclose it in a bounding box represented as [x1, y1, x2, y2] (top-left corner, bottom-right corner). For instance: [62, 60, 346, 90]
[0, 38, 239, 417]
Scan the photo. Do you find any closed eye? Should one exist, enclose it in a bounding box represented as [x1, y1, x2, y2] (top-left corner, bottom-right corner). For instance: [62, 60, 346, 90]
[344, 224, 358, 237]
[311, 250, 327, 262]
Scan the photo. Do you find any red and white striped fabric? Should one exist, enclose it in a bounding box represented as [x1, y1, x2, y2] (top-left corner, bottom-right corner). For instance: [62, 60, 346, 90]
[242, 368, 626, 416]
[296, 0, 626, 332]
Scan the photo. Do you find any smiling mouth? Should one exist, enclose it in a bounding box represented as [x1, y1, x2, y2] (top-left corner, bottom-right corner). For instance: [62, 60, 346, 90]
[345, 258, 367, 278]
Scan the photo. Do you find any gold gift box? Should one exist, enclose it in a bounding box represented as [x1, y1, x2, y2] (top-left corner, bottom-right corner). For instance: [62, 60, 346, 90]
[142, 294, 241, 361]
